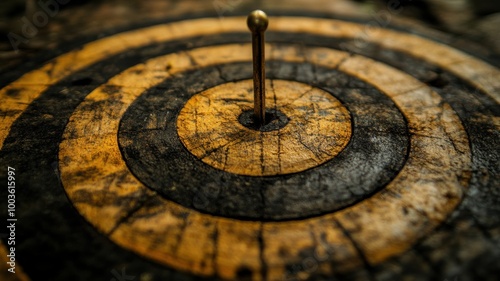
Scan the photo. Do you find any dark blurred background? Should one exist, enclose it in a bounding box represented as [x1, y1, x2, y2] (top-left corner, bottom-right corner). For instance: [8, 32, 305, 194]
[1, 0, 499, 73]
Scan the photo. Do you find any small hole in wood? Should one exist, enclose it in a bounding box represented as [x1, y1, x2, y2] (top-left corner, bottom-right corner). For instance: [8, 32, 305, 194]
[71, 77, 93, 86]
[238, 108, 289, 132]
[424, 71, 449, 88]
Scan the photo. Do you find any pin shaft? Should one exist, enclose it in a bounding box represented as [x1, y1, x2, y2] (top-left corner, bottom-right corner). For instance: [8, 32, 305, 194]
[247, 10, 268, 126]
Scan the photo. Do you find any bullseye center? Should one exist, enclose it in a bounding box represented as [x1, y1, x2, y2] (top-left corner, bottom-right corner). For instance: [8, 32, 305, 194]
[238, 109, 289, 132]
[177, 79, 352, 176]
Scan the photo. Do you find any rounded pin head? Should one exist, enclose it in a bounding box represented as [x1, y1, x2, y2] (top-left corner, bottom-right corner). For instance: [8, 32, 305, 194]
[247, 10, 269, 33]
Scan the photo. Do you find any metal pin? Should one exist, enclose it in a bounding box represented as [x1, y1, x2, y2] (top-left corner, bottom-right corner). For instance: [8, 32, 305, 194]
[247, 10, 269, 126]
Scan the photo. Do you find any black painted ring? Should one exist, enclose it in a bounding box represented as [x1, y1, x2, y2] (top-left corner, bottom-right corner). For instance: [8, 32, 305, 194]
[118, 60, 409, 220]
[1, 20, 496, 280]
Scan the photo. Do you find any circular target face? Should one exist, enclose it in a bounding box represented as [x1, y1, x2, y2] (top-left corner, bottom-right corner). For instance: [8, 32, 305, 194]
[0, 9, 499, 281]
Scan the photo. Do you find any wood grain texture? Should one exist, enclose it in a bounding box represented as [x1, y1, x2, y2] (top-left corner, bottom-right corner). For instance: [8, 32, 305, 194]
[0, 10, 498, 281]
[177, 79, 351, 176]
[56, 42, 470, 280]
[2, 16, 499, 149]
[118, 61, 407, 220]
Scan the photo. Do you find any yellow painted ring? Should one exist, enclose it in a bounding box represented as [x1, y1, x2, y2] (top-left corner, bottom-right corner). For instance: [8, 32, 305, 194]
[177, 79, 352, 176]
[1, 16, 499, 150]
[2, 14, 497, 281]
[57, 42, 471, 280]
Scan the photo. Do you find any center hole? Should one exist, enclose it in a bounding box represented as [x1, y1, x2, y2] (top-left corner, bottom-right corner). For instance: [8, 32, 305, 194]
[238, 109, 289, 132]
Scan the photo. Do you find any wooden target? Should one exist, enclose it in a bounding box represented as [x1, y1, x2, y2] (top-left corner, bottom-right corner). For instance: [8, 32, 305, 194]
[0, 8, 499, 281]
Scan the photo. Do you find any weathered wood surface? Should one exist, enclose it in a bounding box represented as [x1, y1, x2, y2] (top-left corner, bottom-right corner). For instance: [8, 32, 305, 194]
[118, 59, 406, 221]
[177, 79, 351, 176]
[0, 3, 498, 281]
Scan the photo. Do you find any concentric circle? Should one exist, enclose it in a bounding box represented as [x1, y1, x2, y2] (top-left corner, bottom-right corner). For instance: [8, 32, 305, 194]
[0, 13, 498, 281]
[118, 58, 406, 220]
[59, 42, 469, 280]
[177, 79, 351, 176]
